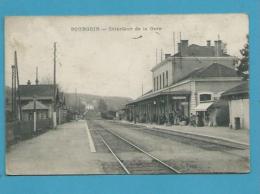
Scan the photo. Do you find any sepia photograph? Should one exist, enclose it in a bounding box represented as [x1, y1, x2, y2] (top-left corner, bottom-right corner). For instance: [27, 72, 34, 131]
[5, 14, 249, 175]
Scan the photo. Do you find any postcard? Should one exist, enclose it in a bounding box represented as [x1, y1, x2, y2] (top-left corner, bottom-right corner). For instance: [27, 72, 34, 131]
[5, 14, 249, 175]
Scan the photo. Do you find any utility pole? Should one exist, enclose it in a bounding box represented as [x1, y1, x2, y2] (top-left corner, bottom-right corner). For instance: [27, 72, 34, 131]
[141, 81, 144, 96]
[11, 65, 16, 121]
[179, 32, 182, 56]
[35, 66, 39, 85]
[179, 32, 182, 69]
[172, 32, 176, 86]
[173, 32, 176, 55]
[53, 42, 57, 128]
[14, 51, 22, 121]
[75, 88, 77, 109]
[156, 48, 158, 64]
[53, 42, 57, 100]
[75, 88, 77, 120]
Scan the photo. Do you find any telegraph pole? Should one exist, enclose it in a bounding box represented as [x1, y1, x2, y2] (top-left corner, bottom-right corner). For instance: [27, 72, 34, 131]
[11, 65, 16, 121]
[53, 42, 57, 128]
[156, 48, 158, 64]
[15, 51, 22, 120]
[35, 66, 39, 85]
[179, 32, 182, 69]
[141, 81, 144, 96]
[173, 32, 176, 55]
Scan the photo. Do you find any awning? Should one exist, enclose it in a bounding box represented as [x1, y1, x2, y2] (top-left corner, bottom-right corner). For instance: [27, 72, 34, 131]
[127, 90, 191, 105]
[195, 102, 214, 111]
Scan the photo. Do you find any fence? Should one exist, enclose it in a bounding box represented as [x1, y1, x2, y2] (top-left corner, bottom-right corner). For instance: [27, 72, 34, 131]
[6, 119, 52, 147]
[6, 121, 18, 146]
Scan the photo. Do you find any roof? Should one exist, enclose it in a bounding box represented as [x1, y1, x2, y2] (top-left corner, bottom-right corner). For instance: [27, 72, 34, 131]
[221, 81, 249, 97]
[210, 100, 228, 108]
[127, 90, 191, 105]
[22, 100, 49, 110]
[178, 63, 239, 82]
[151, 42, 233, 72]
[173, 44, 230, 57]
[19, 84, 55, 98]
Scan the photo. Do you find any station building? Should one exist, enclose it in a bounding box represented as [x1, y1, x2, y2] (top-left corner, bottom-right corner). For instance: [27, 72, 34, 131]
[126, 39, 243, 126]
[18, 80, 67, 125]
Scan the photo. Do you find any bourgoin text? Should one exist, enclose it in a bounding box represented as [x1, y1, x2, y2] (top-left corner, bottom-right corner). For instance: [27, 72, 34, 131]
[71, 26, 162, 32]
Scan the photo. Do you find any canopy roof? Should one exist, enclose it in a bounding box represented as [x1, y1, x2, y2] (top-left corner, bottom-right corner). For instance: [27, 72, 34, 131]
[127, 90, 191, 105]
[22, 100, 49, 110]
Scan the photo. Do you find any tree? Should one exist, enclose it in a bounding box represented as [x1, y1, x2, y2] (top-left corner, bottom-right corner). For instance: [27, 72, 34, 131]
[97, 99, 107, 112]
[236, 35, 249, 80]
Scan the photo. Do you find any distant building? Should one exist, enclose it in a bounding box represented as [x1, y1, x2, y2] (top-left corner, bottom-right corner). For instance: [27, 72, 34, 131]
[221, 81, 249, 129]
[85, 103, 95, 110]
[126, 39, 243, 126]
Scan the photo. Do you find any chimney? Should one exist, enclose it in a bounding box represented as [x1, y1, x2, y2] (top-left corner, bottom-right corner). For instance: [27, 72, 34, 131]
[207, 40, 211, 46]
[27, 80, 31, 85]
[180, 40, 188, 56]
[165, 54, 171, 59]
[35, 66, 39, 85]
[214, 40, 222, 56]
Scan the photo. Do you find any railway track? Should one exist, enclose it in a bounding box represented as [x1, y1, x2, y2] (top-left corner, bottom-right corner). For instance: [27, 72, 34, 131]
[112, 121, 248, 150]
[97, 126, 181, 174]
[108, 122, 249, 161]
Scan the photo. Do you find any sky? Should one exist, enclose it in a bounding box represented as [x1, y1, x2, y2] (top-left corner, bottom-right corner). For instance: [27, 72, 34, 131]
[5, 14, 248, 99]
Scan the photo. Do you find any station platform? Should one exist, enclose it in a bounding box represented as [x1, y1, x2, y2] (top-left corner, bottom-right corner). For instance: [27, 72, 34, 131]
[116, 120, 249, 146]
[6, 120, 105, 175]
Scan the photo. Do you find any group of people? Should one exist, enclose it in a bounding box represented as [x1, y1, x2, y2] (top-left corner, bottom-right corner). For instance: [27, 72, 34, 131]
[130, 111, 204, 127]
[128, 107, 207, 127]
[132, 111, 189, 125]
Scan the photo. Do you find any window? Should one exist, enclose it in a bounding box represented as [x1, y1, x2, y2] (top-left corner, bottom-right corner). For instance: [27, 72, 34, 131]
[199, 93, 212, 102]
[156, 77, 158, 90]
[160, 75, 162, 89]
[163, 72, 165, 88]
[166, 71, 168, 86]
[40, 112, 47, 119]
[154, 78, 156, 91]
[28, 112, 33, 121]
